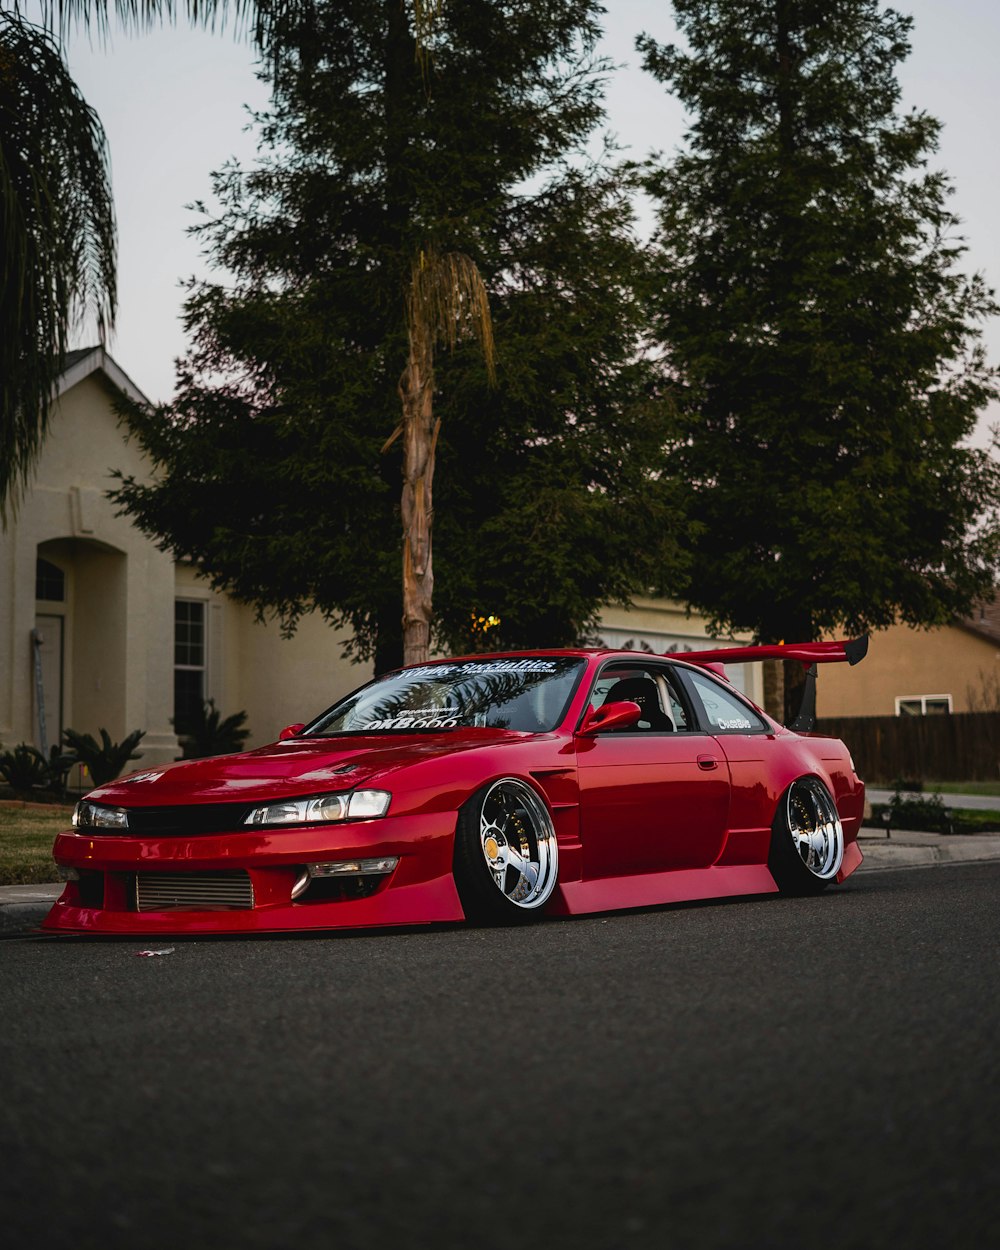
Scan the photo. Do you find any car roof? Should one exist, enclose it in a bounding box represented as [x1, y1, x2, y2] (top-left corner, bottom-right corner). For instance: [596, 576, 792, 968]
[398, 648, 705, 668]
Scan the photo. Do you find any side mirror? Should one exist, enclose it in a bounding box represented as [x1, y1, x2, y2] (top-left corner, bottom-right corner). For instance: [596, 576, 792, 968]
[279, 723, 306, 741]
[577, 701, 642, 737]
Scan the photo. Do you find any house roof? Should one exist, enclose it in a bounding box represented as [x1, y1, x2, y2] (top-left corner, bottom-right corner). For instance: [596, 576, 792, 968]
[57, 345, 151, 407]
[959, 593, 1000, 646]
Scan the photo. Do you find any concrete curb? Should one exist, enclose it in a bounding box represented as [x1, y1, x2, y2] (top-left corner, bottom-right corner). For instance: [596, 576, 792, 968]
[3, 834, 999, 936]
[856, 832, 1000, 872]
[0, 884, 62, 937]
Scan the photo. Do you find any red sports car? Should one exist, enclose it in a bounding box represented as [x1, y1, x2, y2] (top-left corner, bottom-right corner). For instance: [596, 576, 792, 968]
[44, 640, 867, 935]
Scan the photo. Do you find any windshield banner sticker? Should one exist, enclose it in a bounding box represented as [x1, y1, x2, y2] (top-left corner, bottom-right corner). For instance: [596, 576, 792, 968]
[403, 660, 558, 680]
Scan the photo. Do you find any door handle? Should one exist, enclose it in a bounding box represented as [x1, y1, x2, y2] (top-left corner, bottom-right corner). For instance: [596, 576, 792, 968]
[697, 755, 719, 771]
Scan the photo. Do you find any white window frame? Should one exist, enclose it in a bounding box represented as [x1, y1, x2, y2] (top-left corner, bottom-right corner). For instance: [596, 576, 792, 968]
[894, 694, 953, 716]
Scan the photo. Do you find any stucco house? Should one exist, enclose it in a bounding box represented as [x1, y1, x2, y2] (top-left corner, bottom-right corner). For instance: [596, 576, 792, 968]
[818, 603, 1000, 719]
[0, 348, 369, 767]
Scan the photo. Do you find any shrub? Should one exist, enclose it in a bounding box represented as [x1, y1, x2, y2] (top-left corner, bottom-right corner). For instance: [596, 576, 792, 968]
[62, 728, 145, 788]
[0, 743, 51, 796]
[45, 745, 78, 797]
[174, 700, 250, 759]
[867, 786, 1000, 834]
[888, 790, 951, 833]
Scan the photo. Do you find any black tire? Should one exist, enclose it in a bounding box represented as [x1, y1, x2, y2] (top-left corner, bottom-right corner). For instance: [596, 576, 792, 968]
[768, 776, 845, 895]
[454, 777, 559, 924]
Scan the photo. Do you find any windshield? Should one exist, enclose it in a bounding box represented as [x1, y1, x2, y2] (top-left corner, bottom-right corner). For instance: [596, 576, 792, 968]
[305, 657, 586, 735]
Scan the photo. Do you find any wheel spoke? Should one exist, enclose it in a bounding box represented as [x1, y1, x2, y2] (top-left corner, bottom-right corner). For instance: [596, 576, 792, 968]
[504, 843, 527, 874]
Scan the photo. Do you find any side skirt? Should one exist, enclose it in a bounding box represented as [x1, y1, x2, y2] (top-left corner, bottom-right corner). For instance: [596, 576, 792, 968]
[547, 863, 779, 916]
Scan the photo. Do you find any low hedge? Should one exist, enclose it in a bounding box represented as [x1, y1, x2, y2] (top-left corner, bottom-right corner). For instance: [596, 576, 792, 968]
[866, 796, 1000, 835]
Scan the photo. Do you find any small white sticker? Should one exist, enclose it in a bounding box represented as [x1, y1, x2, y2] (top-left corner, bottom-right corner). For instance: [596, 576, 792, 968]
[122, 770, 165, 785]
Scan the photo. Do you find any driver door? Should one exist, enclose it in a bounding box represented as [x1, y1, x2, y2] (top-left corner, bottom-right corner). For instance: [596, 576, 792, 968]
[576, 662, 730, 877]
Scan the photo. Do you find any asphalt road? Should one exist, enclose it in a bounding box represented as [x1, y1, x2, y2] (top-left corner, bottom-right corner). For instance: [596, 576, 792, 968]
[2, 862, 998, 1250]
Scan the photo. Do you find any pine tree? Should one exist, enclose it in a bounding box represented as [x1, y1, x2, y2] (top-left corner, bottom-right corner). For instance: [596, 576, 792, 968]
[641, 0, 1000, 716]
[113, 0, 683, 672]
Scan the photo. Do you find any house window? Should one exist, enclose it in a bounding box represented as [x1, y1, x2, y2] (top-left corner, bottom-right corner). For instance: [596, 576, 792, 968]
[36, 558, 65, 602]
[174, 599, 206, 734]
[895, 695, 952, 716]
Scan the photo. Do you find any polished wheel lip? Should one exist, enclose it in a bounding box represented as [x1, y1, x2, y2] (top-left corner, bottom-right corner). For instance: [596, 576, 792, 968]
[478, 778, 558, 910]
[786, 778, 844, 880]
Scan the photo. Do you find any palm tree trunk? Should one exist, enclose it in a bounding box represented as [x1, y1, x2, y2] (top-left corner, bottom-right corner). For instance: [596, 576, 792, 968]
[399, 337, 438, 666]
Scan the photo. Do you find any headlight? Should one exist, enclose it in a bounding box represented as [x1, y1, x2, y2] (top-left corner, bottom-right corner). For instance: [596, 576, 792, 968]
[73, 801, 129, 830]
[244, 789, 391, 826]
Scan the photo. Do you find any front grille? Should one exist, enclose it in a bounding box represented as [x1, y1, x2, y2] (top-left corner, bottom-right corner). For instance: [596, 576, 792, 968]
[133, 870, 254, 912]
[119, 804, 254, 837]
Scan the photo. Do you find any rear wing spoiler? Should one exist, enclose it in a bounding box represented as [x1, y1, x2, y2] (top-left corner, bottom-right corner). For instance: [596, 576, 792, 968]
[674, 636, 869, 670]
[668, 636, 869, 733]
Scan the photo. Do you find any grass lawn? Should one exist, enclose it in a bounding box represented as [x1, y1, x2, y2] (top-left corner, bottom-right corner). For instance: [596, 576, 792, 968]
[0, 801, 71, 885]
[921, 780, 1000, 797]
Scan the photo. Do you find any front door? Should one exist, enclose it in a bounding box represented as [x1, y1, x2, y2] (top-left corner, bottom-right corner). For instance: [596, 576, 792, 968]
[576, 661, 730, 877]
[33, 614, 64, 755]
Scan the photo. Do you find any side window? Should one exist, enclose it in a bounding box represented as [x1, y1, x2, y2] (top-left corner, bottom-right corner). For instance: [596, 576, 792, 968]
[683, 669, 767, 734]
[589, 664, 692, 732]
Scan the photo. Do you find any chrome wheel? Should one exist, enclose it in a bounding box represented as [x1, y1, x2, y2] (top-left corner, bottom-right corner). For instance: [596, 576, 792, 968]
[477, 779, 558, 909]
[785, 778, 844, 880]
[454, 777, 559, 922]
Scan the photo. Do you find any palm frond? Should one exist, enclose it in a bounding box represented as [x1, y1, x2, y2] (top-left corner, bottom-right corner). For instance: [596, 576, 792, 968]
[37, 1, 308, 52]
[406, 246, 496, 383]
[0, 11, 116, 522]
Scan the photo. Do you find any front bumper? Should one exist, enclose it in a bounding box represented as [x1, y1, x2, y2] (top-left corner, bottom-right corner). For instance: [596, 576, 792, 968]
[43, 811, 465, 934]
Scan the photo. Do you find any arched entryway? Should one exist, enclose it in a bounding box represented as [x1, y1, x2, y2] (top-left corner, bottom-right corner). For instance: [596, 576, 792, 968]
[34, 537, 127, 754]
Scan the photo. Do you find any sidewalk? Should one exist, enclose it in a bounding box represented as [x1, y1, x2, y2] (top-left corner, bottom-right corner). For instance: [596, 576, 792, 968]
[3, 828, 1000, 936]
[856, 827, 1000, 871]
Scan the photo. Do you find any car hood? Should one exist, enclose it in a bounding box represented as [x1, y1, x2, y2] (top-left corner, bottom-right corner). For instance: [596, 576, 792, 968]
[88, 729, 536, 807]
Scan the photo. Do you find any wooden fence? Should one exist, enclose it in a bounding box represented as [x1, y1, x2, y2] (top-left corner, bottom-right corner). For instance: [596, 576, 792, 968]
[814, 712, 1000, 784]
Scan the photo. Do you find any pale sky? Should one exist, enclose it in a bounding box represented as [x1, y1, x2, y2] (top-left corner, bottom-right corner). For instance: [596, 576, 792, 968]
[58, 0, 1000, 444]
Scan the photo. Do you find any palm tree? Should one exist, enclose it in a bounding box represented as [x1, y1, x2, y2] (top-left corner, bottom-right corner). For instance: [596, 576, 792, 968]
[390, 246, 496, 665]
[0, 9, 116, 521]
[0, 0, 276, 523]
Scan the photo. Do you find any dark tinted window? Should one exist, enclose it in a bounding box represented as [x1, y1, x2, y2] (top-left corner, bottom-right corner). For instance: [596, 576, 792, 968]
[588, 663, 692, 731]
[36, 558, 65, 602]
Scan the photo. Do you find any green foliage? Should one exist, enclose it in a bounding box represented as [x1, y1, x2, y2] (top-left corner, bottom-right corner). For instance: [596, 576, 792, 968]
[110, 0, 684, 672]
[174, 699, 251, 759]
[0, 11, 115, 521]
[0, 741, 77, 797]
[641, 0, 1000, 647]
[62, 727, 145, 787]
[44, 744, 79, 797]
[890, 789, 950, 833]
[1, 0, 298, 523]
[0, 744, 51, 796]
[869, 788, 1000, 835]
